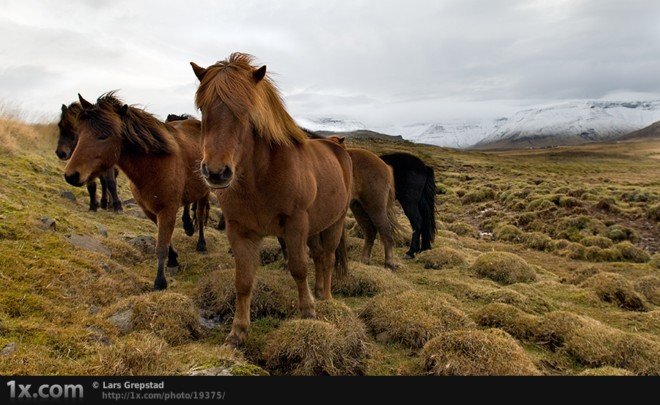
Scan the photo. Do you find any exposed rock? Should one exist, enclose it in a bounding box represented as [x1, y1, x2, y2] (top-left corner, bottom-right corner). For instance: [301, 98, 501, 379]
[127, 235, 156, 255]
[39, 216, 56, 230]
[60, 190, 76, 202]
[97, 224, 108, 237]
[68, 234, 111, 257]
[107, 309, 134, 334]
[189, 367, 233, 376]
[1, 342, 16, 356]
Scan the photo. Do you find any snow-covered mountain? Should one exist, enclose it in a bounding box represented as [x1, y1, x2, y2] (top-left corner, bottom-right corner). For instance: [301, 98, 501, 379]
[473, 100, 660, 149]
[297, 100, 660, 149]
[296, 117, 367, 133]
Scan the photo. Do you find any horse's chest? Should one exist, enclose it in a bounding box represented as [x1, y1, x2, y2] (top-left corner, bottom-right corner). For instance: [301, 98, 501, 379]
[217, 192, 282, 235]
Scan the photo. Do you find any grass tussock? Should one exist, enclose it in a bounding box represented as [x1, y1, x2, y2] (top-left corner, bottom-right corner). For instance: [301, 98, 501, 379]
[262, 319, 365, 376]
[578, 367, 634, 376]
[332, 262, 410, 297]
[195, 269, 297, 321]
[634, 276, 660, 306]
[420, 329, 540, 376]
[471, 252, 537, 285]
[475, 303, 539, 340]
[96, 332, 169, 375]
[534, 311, 660, 375]
[102, 292, 203, 345]
[581, 273, 648, 311]
[415, 247, 468, 269]
[361, 290, 475, 348]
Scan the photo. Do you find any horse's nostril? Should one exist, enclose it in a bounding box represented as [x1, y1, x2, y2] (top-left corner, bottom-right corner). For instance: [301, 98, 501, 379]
[56, 151, 68, 160]
[200, 163, 209, 178]
[207, 165, 233, 185]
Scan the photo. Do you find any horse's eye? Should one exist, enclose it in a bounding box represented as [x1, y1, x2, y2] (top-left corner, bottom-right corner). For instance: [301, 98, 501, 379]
[97, 133, 111, 140]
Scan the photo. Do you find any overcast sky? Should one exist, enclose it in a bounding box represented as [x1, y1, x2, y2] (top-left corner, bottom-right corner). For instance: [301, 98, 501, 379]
[1, 0, 659, 125]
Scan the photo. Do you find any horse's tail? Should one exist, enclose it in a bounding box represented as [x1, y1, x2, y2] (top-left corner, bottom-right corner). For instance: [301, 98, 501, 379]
[386, 167, 405, 245]
[334, 226, 349, 279]
[419, 166, 436, 247]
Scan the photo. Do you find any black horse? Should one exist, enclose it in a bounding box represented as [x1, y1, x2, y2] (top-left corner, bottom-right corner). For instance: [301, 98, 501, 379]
[57, 102, 123, 212]
[380, 152, 436, 258]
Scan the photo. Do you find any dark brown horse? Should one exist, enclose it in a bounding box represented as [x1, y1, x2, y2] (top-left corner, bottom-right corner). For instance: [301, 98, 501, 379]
[191, 53, 352, 347]
[325, 136, 402, 269]
[64, 92, 210, 290]
[57, 102, 122, 212]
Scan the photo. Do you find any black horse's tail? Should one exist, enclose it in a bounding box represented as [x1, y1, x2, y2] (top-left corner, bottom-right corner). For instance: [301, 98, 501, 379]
[419, 166, 436, 249]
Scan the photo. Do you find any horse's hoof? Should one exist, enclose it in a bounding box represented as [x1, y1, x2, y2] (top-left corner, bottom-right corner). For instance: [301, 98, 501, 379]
[167, 266, 179, 276]
[153, 277, 168, 291]
[89, 206, 98, 212]
[100, 201, 108, 210]
[224, 330, 246, 348]
[300, 307, 316, 319]
[404, 254, 414, 260]
[196, 242, 207, 252]
[113, 205, 123, 213]
[385, 262, 399, 270]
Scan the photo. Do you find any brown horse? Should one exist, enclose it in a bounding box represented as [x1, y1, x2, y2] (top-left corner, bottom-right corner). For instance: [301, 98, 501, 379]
[63, 92, 210, 290]
[57, 102, 122, 212]
[325, 136, 402, 269]
[191, 52, 352, 347]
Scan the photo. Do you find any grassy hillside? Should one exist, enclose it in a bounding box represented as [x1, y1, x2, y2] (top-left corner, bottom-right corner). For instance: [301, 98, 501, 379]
[0, 116, 658, 375]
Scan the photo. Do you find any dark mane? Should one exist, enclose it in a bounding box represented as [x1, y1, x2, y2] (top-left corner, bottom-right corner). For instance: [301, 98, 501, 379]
[80, 92, 176, 155]
[194, 52, 307, 146]
[301, 127, 325, 139]
[166, 113, 194, 123]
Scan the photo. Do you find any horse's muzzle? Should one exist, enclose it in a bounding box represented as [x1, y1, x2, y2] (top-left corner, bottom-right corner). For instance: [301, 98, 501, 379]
[64, 172, 84, 187]
[201, 163, 233, 189]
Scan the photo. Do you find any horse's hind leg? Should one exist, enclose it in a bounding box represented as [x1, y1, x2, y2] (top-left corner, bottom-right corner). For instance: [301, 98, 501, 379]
[225, 223, 261, 347]
[317, 219, 345, 300]
[182, 204, 195, 236]
[153, 208, 177, 290]
[105, 168, 123, 212]
[195, 196, 208, 252]
[308, 234, 326, 299]
[99, 175, 109, 210]
[350, 200, 377, 265]
[284, 214, 316, 318]
[367, 202, 398, 270]
[86, 180, 99, 211]
[167, 246, 179, 268]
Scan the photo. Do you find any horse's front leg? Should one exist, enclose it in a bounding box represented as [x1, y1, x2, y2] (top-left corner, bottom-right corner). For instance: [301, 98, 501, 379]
[225, 223, 261, 347]
[153, 209, 177, 290]
[284, 214, 316, 318]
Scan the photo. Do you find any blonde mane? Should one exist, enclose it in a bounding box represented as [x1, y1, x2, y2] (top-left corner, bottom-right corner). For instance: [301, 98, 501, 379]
[194, 53, 307, 147]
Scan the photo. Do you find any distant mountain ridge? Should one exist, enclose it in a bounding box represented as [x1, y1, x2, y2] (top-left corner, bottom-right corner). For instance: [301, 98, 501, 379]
[297, 100, 660, 150]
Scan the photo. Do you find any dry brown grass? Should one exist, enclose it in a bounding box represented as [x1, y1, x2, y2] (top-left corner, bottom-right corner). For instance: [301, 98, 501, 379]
[101, 292, 203, 345]
[471, 252, 537, 285]
[577, 366, 634, 376]
[533, 311, 660, 375]
[634, 276, 660, 306]
[332, 262, 410, 296]
[475, 303, 539, 340]
[420, 329, 540, 376]
[195, 268, 297, 321]
[96, 332, 169, 375]
[262, 319, 365, 376]
[581, 273, 648, 311]
[361, 290, 475, 348]
[415, 247, 468, 269]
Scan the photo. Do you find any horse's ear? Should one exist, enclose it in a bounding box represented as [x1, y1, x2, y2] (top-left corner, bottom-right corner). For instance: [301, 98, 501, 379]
[78, 93, 93, 109]
[119, 104, 129, 116]
[338, 137, 345, 144]
[253, 65, 267, 83]
[190, 62, 207, 81]
[61, 104, 67, 113]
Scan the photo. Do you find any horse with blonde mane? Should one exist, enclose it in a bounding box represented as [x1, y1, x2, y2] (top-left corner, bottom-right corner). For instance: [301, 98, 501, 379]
[191, 53, 352, 347]
[63, 92, 210, 290]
